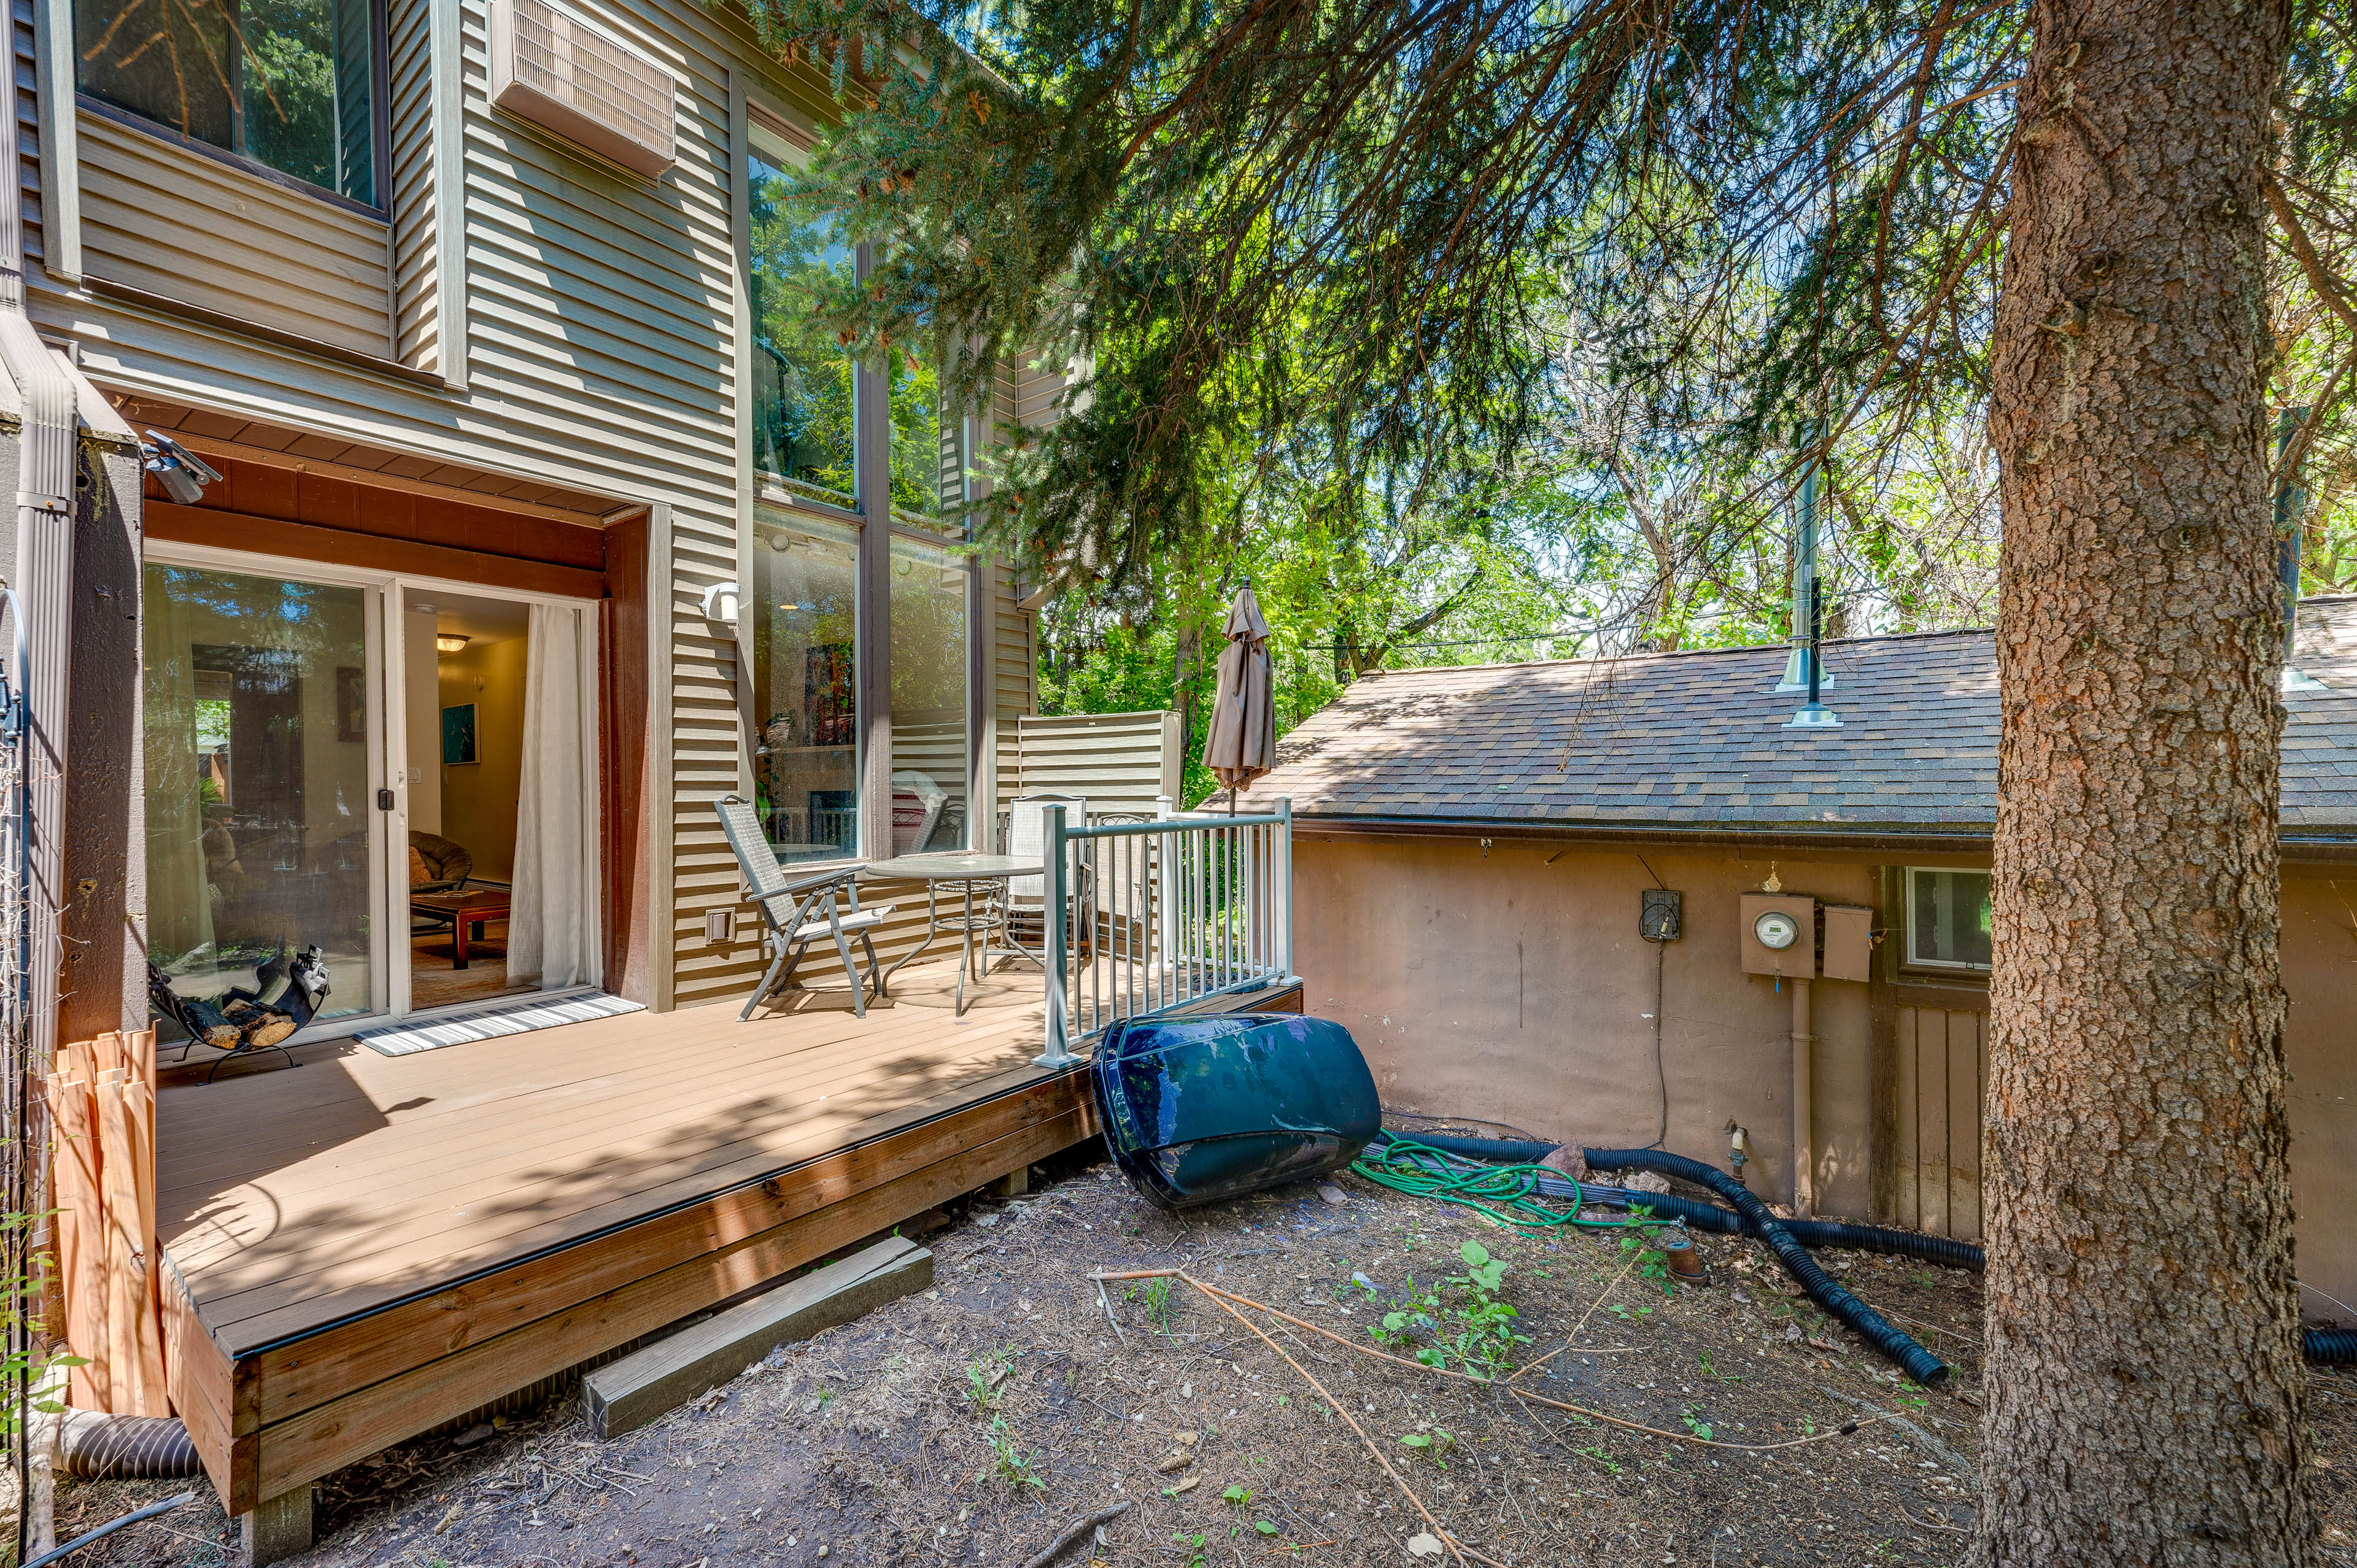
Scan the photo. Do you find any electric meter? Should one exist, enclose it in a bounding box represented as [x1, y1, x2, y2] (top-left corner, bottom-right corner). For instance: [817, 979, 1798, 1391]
[1753, 910, 1802, 951]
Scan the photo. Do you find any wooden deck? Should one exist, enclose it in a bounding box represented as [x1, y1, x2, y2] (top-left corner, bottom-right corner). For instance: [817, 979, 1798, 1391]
[157, 964, 1299, 1515]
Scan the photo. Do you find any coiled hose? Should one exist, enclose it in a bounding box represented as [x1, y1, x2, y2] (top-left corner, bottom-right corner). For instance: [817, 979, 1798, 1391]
[56, 1410, 203, 1479]
[1383, 1130, 2357, 1369]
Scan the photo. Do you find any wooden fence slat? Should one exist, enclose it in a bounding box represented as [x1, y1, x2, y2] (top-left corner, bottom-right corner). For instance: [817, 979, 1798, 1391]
[124, 1075, 169, 1413]
[1894, 1008, 1921, 1231]
[51, 1073, 106, 1409]
[98, 1071, 140, 1413]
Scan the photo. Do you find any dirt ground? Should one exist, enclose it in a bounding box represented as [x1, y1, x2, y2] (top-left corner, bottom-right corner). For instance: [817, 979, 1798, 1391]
[49, 1146, 2357, 1567]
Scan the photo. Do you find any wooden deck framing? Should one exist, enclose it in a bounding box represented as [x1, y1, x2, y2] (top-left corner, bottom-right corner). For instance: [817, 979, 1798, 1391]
[157, 972, 1300, 1513]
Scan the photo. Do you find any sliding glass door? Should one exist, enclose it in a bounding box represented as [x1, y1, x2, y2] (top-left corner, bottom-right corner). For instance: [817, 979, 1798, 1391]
[144, 561, 385, 1027]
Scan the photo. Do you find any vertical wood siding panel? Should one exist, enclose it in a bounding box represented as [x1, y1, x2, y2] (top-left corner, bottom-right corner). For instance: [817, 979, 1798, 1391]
[1894, 1006, 1920, 1231]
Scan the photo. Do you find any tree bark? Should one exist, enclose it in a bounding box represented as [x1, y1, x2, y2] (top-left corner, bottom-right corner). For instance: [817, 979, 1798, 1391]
[1980, 2, 2311, 1565]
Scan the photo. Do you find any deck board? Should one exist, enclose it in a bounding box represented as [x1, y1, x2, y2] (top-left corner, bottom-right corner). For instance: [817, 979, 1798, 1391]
[156, 965, 1302, 1512]
[158, 979, 1052, 1344]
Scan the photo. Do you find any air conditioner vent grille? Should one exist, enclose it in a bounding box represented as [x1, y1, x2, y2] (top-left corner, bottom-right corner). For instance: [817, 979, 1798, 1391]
[490, 0, 676, 179]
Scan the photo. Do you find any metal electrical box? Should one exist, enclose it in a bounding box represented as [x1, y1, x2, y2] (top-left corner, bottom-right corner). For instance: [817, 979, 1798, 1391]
[1740, 893, 1817, 978]
[1639, 889, 1682, 942]
[1821, 905, 1876, 982]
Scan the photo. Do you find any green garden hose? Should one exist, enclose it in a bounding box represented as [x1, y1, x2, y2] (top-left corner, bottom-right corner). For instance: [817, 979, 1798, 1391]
[1350, 1135, 1660, 1235]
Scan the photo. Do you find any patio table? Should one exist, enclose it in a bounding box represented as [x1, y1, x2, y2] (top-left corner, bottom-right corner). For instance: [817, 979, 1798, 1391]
[863, 852, 1045, 1017]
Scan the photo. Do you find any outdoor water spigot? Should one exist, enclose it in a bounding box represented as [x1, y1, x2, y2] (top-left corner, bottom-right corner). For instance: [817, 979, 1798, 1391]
[1727, 1120, 1752, 1186]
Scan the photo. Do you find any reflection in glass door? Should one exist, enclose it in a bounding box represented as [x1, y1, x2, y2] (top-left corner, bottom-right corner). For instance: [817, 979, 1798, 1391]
[143, 563, 381, 1032]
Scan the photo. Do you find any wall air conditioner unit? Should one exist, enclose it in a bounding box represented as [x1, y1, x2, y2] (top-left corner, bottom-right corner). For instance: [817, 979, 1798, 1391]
[490, 0, 678, 179]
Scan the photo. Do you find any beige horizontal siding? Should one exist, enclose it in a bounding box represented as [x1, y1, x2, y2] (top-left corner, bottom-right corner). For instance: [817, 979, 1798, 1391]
[1011, 711, 1180, 821]
[389, 0, 440, 369]
[77, 110, 396, 357]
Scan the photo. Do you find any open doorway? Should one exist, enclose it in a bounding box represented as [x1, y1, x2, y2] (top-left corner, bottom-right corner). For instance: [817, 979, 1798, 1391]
[404, 591, 532, 1008]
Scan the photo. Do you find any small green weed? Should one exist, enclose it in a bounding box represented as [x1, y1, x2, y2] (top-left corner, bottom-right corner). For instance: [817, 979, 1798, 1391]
[1221, 1484, 1253, 1507]
[1368, 1241, 1530, 1380]
[1172, 1532, 1207, 1567]
[1398, 1424, 1456, 1468]
[962, 1350, 1011, 1414]
[1681, 1404, 1714, 1441]
[1619, 1215, 1678, 1297]
[1126, 1275, 1177, 1334]
[1697, 1350, 1744, 1384]
[1577, 1443, 1623, 1475]
[985, 1416, 1045, 1492]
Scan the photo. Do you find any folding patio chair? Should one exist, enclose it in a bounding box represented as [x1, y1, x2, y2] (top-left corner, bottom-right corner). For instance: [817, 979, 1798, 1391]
[715, 794, 892, 1020]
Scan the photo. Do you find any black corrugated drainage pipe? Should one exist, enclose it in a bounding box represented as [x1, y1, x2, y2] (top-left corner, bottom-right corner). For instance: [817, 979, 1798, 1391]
[1582, 1146, 1949, 1386]
[55, 1412, 202, 1480]
[2305, 1328, 2357, 1364]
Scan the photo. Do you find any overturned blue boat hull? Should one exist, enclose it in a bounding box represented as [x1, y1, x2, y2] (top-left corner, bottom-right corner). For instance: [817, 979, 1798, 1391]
[1091, 1013, 1381, 1210]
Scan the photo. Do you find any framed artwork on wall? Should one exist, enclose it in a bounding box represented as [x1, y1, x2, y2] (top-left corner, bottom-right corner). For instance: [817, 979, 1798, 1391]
[442, 703, 479, 766]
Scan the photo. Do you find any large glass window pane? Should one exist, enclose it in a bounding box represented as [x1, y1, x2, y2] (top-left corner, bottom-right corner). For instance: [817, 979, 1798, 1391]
[889, 349, 943, 519]
[751, 511, 861, 864]
[144, 563, 376, 1029]
[1907, 868, 1992, 971]
[889, 533, 968, 852]
[748, 125, 857, 509]
[77, 0, 379, 206]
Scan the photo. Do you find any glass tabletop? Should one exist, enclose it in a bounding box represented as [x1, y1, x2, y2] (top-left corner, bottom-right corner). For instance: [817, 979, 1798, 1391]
[866, 853, 1044, 882]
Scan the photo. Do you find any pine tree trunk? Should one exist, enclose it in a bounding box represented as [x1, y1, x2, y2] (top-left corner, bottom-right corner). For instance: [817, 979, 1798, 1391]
[1979, 2, 2311, 1564]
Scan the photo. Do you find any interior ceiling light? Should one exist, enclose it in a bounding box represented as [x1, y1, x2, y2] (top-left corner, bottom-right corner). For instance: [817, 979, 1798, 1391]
[436, 633, 471, 655]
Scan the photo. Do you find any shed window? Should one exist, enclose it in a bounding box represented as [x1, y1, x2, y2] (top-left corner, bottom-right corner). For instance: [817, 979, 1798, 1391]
[77, 0, 382, 206]
[1905, 868, 1992, 972]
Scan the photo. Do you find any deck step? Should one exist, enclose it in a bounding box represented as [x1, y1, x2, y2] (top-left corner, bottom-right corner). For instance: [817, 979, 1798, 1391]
[584, 1237, 934, 1439]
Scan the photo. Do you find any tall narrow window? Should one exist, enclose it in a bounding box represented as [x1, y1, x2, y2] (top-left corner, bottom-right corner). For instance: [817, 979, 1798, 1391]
[750, 511, 861, 863]
[748, 122, 857, 510]
[888, 346, 943, 520]
[77, 0, 381, 205]
[888, 532, 967, 851]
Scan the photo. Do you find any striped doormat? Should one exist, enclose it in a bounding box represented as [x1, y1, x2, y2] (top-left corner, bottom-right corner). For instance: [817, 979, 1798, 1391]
[357, 991, 644, 1057]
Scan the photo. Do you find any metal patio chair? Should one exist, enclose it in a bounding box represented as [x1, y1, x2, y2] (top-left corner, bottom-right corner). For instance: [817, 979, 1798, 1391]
[715, 795, 892, 1020]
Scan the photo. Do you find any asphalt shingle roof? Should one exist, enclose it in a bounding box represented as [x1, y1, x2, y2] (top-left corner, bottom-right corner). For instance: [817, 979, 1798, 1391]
[1255, 596, 2357, 840]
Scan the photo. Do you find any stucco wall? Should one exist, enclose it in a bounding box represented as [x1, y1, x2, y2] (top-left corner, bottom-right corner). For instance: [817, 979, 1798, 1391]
[1291, 833, 1881, 1217]
[1298, 832, 2357, 1316]
[2285, 867, 2357, 1321]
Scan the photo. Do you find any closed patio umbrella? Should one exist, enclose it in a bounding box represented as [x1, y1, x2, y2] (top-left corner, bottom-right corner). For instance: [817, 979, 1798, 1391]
[1202, 585, 1275, 813]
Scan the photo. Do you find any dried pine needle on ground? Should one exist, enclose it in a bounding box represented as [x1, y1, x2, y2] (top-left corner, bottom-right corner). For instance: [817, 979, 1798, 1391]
[48, 1147, 2357, 1567]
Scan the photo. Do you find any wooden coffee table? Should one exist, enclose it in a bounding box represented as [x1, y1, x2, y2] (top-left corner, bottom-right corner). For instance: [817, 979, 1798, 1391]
[411, 887, 511, 970]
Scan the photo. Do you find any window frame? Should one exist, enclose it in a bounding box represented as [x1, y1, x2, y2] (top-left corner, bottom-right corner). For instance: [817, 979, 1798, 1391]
[1900, 865, 1994, 975]
[73, 0, 393, 217]
[735, 88, 978, 868]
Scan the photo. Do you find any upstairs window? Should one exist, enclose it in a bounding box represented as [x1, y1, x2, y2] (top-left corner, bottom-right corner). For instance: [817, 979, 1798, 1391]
[77, 0, 382, 206]
[1905, 868, 1992, 973]
[748, 121, 857, 509]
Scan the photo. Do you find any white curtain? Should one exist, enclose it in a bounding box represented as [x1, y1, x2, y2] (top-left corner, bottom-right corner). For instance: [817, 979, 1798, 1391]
[509, 603, 602, 991]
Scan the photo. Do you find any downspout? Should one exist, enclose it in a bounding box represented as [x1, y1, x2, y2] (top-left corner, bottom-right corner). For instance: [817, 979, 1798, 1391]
[1790, 975, 1814, 1219]
[0, 81, 80, 1568]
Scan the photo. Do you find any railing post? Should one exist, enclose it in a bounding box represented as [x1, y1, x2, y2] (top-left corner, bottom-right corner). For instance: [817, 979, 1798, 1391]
[1279, 798, 1295, 976]
[1033, 805, 1079, 1069]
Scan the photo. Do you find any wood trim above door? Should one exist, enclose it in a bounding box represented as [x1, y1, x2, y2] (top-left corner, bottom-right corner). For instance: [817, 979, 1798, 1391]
[145, 501, 606, 600]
